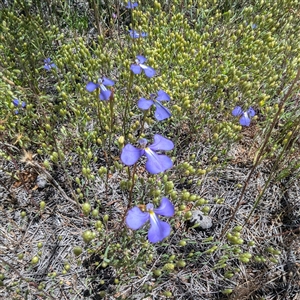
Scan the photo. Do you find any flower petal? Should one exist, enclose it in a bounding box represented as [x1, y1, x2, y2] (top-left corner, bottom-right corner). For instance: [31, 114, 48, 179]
[142, 66, 156, 78]
[99, 89, 111, 100]
[126, 207, 149, 230]
[154, 197, 174, 217]
[136, 55, 146, 64]
[247, 107, 255, 117]
[44, 58, 51, 64]
[21, 101, 26, 108]
[129, 30, 139, 38]
[138, 98, 154, 110]
[130, 64, 142, 74]
[86, 82, 99, 92]
[50, 63, 57, 69]
[156, 90, 170, 101]
[145, 149, 173, 174]
[239, 113, 251, 126]
[102, 77, 114, 86]
[148, 213, 171, 243]
[12, 99, 19, 107]
[44, 65, 51, 71]
[149, 134, 174, 151]
[121, 144, 144, 166]
[154, 102, 172, 121]
[232, 106, 243, 116]
[125, 1, 138, 9]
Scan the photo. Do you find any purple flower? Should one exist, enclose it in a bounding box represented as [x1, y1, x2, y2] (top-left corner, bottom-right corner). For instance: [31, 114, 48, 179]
[138, 90, 171, 121]
[129, 30, 147, 38]
[86, 77, 115, 100]
[126, 197, 174, 243]
[130, 55, 156, 78]
[125, 1, 138, 8]
[232, 106, 255, 126]
[43, 58, 57, 71]
[121, 134, 174, 174]
[12, 99, 26, 114]
[251, 24, 257, 29]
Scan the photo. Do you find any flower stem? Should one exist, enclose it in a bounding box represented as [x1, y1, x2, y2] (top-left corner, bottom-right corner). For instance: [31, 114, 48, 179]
[123, 71, 134, 141]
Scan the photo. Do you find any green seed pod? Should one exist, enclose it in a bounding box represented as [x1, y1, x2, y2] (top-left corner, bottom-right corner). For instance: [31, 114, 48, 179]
[82, 202, 91, 216]
[31, 256, 39, 264]
[178, 240, 187, 247]
[234, 225, 243, 232]
[248, 241, 255, 246]
[273, 250, 281, 255]
[179, 204, 186, 211]
[254, 256, 262, 263]
[195, 198, 206, 206]
[20, 211, 26, 218]
[95, 220, 103, 230]
[103, 214, 109, 222]
[37, 242, 43, 249]
[163, 263, 175, 271]
[239, 256, 250, 263]
[73, 246, 82, 257]
[224, 271, 234, 279]
[207, 245, 218, 253]
[163, 291, 172, 297]
[189, 195, 197, 201]
[236, 238, 244, 245]
[40, 201, 46, 210]
[176, 260, 186, 268]
[82, 230, 94, 243]
[153, 269, 162, 277]
[184, 211, 192, 220]
[201, 206, 210, 214]
[168, 255, 175, 262]
[92, 209, 99, 218]
[18, 253, 24, 260]
[222, 289, 233, 295]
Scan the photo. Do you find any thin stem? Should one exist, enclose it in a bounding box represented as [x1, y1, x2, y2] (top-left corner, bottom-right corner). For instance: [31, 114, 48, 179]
[92, 0, 102, 36]
[105, 89, 115, 199]
[243, 121, 300, 226]
[123, 72, 134, 141]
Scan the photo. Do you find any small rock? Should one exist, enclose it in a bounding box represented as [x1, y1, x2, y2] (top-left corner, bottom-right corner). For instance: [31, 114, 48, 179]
[36, 174, 47, 188]
[190, 210, 212, 229]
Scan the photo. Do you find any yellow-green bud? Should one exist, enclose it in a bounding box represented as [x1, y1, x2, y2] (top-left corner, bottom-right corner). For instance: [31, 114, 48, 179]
[82, 202, 91, 216]
[31, 256, 39, 264]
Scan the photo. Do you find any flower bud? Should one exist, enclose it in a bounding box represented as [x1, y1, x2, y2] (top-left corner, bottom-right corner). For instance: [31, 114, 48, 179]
[82, 202, 91, 216]
[31, 256, 39, 264]
[73, 246, 82, 256]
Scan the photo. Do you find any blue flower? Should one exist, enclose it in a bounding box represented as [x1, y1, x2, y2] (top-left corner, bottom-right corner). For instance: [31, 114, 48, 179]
[129, 30, 147, 38]
[138, 90, 171, 121]
[121, 134, 174, 174]
[43, 58, 57, 71]
[130, 55, 156, 78]
[12, 99, 26, 114]
[251, 24, 257, 29]
[126, 197, 175, 243]
[125, 1, 138, 8]
[86, 77, 115, 100]
[232, 106, 255, 126]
